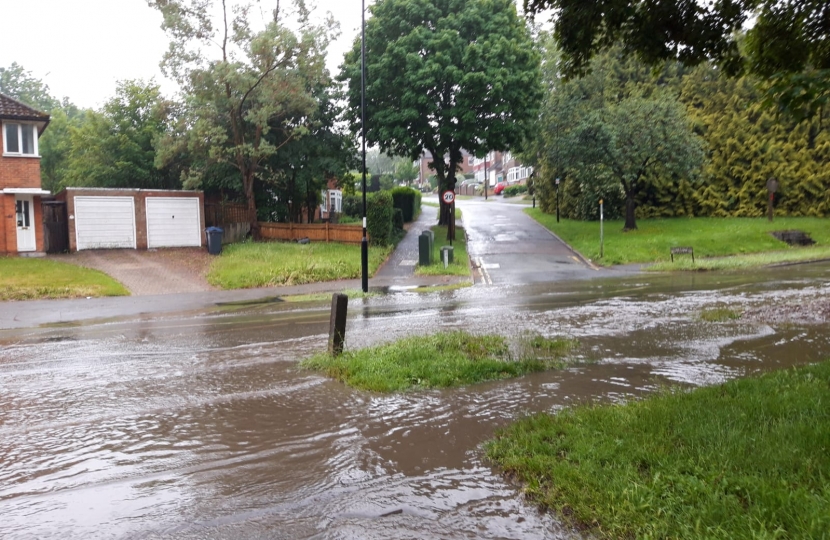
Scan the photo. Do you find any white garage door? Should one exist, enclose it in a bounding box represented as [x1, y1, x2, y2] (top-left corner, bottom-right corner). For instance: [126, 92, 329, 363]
[75, 196, 136, 250]
[146, 197, 201, 248]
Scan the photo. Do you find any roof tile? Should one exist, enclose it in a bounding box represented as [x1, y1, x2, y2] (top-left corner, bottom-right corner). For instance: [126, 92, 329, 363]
[0, 93, 50, 121]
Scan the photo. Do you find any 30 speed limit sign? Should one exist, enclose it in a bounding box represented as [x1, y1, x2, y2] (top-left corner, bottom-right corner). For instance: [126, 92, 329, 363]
[442, 191, 455, 204]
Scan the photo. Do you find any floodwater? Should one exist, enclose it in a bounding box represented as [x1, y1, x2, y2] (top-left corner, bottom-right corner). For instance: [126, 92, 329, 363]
[2, 263, 830, 539]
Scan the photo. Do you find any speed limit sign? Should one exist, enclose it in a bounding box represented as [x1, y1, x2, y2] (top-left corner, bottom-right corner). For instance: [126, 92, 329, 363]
[442, 191, 455, 204]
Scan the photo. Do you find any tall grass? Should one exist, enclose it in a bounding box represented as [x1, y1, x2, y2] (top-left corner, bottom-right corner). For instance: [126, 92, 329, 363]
[208, 241, 392, 289]
[526, 210, 830, 267]
[0, 257, 128, 300]
[301, 331, 579, 392]
[486, 361, 830, 539]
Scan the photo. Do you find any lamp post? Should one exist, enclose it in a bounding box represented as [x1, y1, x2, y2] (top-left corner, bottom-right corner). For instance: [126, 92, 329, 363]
[483, 152, 488, 200]
[360, 0, 369, 293]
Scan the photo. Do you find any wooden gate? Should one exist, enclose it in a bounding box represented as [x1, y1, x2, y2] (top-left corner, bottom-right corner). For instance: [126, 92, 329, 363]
[42, 201, 69, 253]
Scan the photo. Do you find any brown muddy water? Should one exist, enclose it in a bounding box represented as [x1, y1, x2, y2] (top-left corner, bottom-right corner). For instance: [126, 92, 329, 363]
[1, 263, 830, 539]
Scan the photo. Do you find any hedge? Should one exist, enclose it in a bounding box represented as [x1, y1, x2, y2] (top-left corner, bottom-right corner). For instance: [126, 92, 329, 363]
[367, 191, 394, 246]
[391, 187, 422, 222]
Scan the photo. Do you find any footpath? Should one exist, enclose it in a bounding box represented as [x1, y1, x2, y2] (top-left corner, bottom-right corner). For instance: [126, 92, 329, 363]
[0, 206, 468, 330]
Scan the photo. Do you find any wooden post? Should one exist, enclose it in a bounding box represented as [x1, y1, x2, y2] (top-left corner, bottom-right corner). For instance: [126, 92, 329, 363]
[329, 293, 348, 356]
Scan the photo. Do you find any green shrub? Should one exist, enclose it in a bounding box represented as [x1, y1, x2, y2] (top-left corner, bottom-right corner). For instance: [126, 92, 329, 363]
[393, 208, 404, 230]
[342, 194, 362, 219]
[367, 191, 394, 246]
[391, 187, 421, 222]
[503, 184, 528, 197]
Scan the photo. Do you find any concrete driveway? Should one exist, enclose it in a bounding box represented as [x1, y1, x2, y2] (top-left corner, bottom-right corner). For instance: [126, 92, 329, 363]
[50, 248, 215, 296]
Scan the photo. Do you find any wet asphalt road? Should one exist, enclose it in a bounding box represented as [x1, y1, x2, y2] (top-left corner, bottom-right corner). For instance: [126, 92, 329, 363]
[2, 263, 830, 538]
[454, 197, 635, 285]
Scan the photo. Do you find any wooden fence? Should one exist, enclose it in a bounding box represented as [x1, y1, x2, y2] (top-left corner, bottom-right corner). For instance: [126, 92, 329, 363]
[204, 202, 254, 227]
[259, 222, 366, 244]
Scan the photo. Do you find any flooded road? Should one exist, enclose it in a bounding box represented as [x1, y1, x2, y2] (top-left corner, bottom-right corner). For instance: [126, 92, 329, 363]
[2, 263, 830, 539]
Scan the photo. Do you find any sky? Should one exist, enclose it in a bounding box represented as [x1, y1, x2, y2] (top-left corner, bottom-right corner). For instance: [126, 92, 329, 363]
[0, 0, 366, 109]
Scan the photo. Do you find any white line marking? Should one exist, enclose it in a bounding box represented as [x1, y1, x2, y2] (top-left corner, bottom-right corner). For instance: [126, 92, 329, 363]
[399, 260, 417, 266]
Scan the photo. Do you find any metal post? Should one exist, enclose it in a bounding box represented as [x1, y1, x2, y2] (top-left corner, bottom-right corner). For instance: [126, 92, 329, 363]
[555, 177, 560, 223]
[484, 153, 488, 200]
[360, 0, 369, 293]
[599, 199, 604, 259]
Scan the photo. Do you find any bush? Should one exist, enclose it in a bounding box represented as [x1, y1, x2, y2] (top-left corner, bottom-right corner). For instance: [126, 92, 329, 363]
[503, 184, 528, 197]
[393, 208, 404, 230]
[367, 191, 394, 246]
[342, 194, 362, 219]
[391, 187, 421, 222]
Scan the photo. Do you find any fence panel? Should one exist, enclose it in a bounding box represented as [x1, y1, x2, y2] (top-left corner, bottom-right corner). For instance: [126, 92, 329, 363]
[258, 222, 365, 244]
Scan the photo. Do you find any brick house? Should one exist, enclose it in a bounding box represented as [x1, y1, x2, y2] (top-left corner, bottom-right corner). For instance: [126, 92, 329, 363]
[0, 93, 50, 255]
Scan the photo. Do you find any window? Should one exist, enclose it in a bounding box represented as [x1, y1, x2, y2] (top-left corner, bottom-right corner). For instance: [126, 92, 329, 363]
[320, 190, 343, 213]
[3, 123, 38, 156]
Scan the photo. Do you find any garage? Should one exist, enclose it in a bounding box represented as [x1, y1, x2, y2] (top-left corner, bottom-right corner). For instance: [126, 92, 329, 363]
[74, 196, 136, 250]
[146, 197, 202, 248]
[56, 188, 205, 252]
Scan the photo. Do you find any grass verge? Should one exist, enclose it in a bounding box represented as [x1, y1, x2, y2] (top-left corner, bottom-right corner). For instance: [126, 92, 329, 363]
[525, 210, 830, 268]
[700, 307, 742, 322]
[0, 257, 129, 300]
[486, 361, 830, 539]
[207, 241, 392, 289]
[301, 330, 579, 392]
[416, 225, 471, 277]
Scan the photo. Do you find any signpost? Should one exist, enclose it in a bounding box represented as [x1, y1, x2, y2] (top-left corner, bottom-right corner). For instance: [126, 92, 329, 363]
[599, 198, 604, 259]
[555, 177, 560, 223]
[443, 190, 456, 245]
[766, 176, 779, 222]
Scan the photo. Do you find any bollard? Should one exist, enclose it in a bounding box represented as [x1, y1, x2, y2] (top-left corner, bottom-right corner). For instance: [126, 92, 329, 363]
[328, 293, 348, 356]
[440, 245, 454, 266]
[419, 232, 432, 266]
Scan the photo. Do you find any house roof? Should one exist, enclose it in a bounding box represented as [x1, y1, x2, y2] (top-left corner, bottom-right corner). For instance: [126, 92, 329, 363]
[0, 93, 50, 128]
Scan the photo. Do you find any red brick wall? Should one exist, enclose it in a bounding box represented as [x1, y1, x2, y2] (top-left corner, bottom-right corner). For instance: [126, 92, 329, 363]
[0, 195, 14, 253]
[0, 124, 43, 189]
[59, 188, 206, 251]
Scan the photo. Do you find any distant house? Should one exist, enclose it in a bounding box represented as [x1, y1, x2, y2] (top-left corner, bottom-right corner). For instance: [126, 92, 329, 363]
[0, 93, 50, 255]
[472, 151, 532, 187]
[414, 150, 475, 187]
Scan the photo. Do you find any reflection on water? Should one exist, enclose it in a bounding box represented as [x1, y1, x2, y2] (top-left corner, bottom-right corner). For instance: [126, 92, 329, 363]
[1, 263, 829, 538]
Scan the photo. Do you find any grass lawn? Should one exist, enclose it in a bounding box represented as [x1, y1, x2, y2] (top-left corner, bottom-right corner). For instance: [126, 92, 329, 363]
[301, 330, 579, 392]
[0, 257, 129, 301]
[416, 225, 471, 277]
[486, 361, 830, 539]
[207, 241, 392, 289]
[525, 209, 830, 268]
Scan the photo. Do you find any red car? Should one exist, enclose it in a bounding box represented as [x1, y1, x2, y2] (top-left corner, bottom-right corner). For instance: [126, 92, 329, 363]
[493, 182, 507, 195]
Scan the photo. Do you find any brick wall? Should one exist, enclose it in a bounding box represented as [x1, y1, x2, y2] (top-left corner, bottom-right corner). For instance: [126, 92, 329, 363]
[0, 195, 14, 253]
[0, 124, 43, 189]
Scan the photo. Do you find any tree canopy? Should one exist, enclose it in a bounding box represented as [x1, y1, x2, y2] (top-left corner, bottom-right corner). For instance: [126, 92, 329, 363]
[150, 0, 337, 234]
[524, 0, 830, 119]
[340, 0, 542, 229]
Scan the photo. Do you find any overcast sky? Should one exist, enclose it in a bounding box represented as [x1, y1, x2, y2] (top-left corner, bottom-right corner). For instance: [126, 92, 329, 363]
[0, 0, 365, 109]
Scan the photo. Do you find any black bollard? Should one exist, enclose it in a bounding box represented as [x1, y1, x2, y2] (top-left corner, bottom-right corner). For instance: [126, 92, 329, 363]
[329, 293, 349, 356]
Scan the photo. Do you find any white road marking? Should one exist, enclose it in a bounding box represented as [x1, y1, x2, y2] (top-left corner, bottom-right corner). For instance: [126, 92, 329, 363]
[399, 260, 417, 266]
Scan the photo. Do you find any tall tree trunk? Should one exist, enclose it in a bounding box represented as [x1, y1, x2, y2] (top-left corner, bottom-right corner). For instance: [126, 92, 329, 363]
[243, 171, 260, 239]
[623, 196, 637, 231]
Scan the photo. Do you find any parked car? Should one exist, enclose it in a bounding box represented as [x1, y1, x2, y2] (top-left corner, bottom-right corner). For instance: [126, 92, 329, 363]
[493, 182, 507, 195]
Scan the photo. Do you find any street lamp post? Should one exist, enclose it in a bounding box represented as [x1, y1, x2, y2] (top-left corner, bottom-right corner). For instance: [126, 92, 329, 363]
[483, 152, 488, 200]
[360, 0, 369, 293]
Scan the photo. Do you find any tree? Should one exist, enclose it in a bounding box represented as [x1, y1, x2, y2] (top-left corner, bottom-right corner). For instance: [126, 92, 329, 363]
[0, 62, 60, 112]
[63, 80, 179, 190]
[576, 94, 705, 230]
[150, 0, 336, 237]
[528, 41, 704, 229]
[522, 0, 830, 119]
[340, 0, 542, 236]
